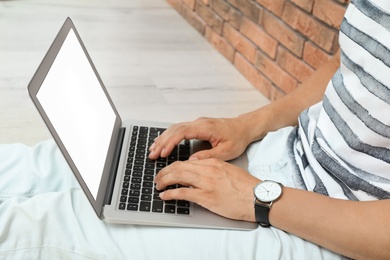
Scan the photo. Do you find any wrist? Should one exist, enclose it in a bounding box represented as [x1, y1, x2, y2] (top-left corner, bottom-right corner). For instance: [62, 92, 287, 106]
[236, 107, 273, 143]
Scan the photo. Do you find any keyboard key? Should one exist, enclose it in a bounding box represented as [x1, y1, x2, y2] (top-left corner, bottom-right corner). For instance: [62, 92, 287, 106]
[156, 162, 166, 168]
[168, 154, 177, 161]
[134, 159, 143, 165]
[143, 175, 153, 182]
[145, 169, 154, 175]
[135, 154, 145, 160]
[177, 207, 190, 215]
[165, 205, 176, 214]
[140, 126, 148, 133]
[131, 177, 142, 183]
[143, 181, 153, 188]
[153, 193, 162, 201]
[127, 204, 138, 211]
[145, 163, 155, 169]
[133, 171, 142, 177]
[139, 133, 148, 139]
[119, 203, 126, 210]
[177, 200, 190, 207]
[152, 200, 163, 213]
[133, 165, 143, 171]
[142, 187, 152, 194]
[140, 201, 151, 212]
[141, 194, 152, 201]
[128, 197, 139, 204]
[129, 190, 140, 197]
[130, 183, 141, 190]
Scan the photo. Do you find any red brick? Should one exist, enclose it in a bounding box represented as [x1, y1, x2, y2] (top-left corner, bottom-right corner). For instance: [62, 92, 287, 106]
[255, 51, 298, 93]
[255, 0, 285, 17]
[282, 2, 339, 52]
[166, 0, 182, 13]
[270, 87, 286, 101]
[313, 0, 347, 29]
[205, 26, 235, 62]
[183, 0, 196, 10]
[262, 11, 305, 57]
[239, 17, 278, 59]
[234, 53, 274, 99]
[277, 46, 314, 83]
[181, 4, 207, 35]
[197, 1, 224, 34]
[223, 23, 257, 63]
[289, 0, 314, 12]
[210, 0, 242, 29]
[227, 0, 262, 22]
[303, 42, 332, 69]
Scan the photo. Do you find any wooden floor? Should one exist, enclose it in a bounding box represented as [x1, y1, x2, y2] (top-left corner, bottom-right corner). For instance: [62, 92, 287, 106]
[0, 0, 268, 145]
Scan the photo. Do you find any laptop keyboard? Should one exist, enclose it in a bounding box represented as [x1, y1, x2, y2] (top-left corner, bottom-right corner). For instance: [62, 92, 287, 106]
[118, 125, 191, 215]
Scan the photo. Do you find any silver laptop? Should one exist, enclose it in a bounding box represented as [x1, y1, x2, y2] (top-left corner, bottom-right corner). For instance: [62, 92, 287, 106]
[28, 17, 256, 230]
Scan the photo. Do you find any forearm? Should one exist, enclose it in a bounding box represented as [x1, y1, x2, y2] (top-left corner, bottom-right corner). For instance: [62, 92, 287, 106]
[271, 188, 390, 260]
[237, 50, 340, 142]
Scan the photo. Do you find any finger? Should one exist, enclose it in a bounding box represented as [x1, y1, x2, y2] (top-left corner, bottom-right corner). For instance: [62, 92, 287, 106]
[155, 161, 205, 190]
[149, 118, 216, 159]
[159, 186, 202, 204]
[148, 132, 182, 159]
[190, 145, 233, 161]
[148, 124, 193, 159]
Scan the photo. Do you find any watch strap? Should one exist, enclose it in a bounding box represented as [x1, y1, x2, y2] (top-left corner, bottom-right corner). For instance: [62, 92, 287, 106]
[254, 202, 271, 227]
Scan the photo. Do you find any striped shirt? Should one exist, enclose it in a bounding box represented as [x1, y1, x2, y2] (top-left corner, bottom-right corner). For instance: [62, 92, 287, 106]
[287, 0, 390, 201]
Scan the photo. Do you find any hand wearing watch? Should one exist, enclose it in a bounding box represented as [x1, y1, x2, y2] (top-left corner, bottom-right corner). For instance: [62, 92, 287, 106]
[253, 180, 283, 227]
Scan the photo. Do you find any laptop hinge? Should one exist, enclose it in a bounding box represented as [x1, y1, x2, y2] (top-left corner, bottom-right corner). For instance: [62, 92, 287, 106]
[104, 127, 126, 206]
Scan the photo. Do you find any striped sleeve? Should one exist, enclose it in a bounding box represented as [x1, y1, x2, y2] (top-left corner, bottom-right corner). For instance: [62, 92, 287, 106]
[288, 0, 390, 201]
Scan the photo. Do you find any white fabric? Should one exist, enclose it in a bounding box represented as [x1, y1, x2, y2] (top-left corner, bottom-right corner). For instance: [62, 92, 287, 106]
[0, 133, 341, 259]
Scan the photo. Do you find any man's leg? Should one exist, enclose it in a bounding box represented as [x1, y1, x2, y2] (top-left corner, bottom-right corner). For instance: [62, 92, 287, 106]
[0, 140, 79, 203]
[0, 139, 341, 259]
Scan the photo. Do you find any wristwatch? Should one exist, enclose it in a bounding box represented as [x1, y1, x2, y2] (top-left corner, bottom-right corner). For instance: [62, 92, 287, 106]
[253, 180, 283, 227]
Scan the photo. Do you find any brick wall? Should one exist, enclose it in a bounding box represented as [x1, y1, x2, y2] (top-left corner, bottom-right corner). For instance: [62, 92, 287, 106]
[167, 0, 349, 101]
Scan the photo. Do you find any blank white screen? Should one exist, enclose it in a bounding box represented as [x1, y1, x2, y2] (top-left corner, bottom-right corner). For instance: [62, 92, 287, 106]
[37, 29, 117, 200]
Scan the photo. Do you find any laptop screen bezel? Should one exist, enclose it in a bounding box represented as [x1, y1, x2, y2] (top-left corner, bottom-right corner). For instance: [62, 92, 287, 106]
[27, 17, 123, 218]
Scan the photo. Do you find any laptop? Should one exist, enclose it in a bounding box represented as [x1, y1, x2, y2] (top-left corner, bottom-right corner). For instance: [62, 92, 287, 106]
[28, 17, 257, 230]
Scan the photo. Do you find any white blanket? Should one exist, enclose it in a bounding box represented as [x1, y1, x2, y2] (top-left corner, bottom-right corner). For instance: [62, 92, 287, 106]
[0, 132, 341, 259]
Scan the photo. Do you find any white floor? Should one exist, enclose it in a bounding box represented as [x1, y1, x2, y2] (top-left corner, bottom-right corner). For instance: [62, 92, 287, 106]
[0, 0, 268, 146]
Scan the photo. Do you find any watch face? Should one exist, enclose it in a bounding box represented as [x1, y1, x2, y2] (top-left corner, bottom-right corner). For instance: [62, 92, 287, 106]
[254, 181, 282, 203]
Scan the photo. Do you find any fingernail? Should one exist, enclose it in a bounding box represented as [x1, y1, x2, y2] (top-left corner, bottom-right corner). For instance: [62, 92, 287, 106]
[159, 192, 165, 199]
[189, 156, 198, 161]
[149, 143, 155, 151]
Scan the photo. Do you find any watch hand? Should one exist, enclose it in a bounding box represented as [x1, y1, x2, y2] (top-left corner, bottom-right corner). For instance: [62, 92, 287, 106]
[260, 186, 269, 192]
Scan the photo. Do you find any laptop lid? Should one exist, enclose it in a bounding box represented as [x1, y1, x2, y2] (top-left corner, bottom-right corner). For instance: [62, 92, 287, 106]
[28, 17, 257, 231]
[28, 17, 123, 218]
